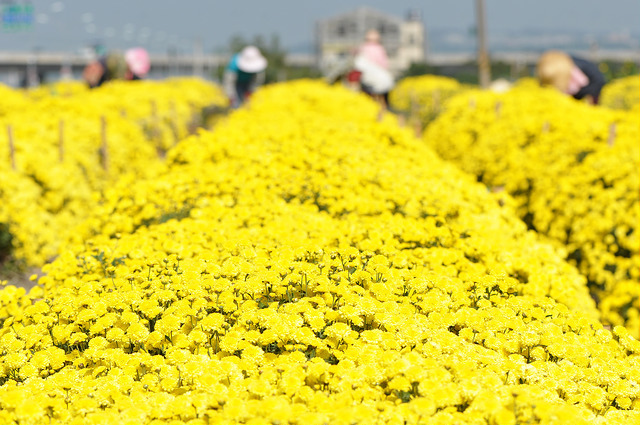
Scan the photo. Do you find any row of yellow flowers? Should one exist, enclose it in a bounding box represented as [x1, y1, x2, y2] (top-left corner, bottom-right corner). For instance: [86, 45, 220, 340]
[388, 75, 466, 126]
[422, 84, 639, 337]
[0, 78, 227, 268]
[389, 75, 640, 128]
[600, 75, 640, 112]
[1, 80, 637, 424]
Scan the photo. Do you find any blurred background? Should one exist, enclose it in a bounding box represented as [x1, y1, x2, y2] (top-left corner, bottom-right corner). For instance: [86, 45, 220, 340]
[1, 0, 638, 87]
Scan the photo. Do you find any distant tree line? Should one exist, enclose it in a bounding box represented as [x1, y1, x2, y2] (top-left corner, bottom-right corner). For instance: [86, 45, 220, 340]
[404, 59, 639, 84]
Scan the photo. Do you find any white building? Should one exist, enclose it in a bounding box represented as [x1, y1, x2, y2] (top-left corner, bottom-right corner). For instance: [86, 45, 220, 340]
[315, 7, 426, 76]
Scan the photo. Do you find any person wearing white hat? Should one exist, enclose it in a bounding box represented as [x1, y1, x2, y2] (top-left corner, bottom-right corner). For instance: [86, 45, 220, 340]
[223, 45, 268, 108]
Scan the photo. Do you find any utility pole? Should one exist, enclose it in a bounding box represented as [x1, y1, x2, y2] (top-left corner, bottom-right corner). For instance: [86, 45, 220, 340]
[193, 37, 204, 78]
[475, 0, 491, 88]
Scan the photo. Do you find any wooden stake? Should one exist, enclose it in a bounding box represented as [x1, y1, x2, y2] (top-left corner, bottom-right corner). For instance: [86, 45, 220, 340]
[413, 118, 422, 139]
[410, 90, 419, 119]
[170, 100, 177, 123]
[410, 90, 421, 136]
[433, 89, 441, 113]
[7, 125, 16, 170]
[190, 101, 202, 131]
[542, 121, 550, 133]
[608, 123, 616, 147]
[170, 100, 179, 144]
[150, 100, 161, 142]
[397, 114, 406, 128]
[495, 101, 502, 118]
[100, 116, 109, 172]
[58, 119, 64, 162]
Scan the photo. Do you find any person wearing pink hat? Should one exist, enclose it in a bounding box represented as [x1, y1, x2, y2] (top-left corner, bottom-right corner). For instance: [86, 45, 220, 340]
[82, 47, 150, 88]
[358, 29, 389, 70]
[125, 47, 151, 80]
[223, 45, 268, 108]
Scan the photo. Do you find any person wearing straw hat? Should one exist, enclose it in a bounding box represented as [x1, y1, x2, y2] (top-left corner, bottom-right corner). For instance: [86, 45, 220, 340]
[536, 50, 606, 105]
[224, 45, 268, 108]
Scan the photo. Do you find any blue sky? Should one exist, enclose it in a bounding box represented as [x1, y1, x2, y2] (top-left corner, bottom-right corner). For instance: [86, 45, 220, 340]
[1, 0, 638, 53]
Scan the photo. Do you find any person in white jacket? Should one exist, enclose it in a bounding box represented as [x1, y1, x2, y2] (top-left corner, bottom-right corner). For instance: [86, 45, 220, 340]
[353, 30, 394, 108]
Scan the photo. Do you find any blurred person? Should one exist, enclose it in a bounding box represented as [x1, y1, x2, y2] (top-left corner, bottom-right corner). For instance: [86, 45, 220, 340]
[489, 78, 512, 93]
[322, 48, 362, 92]
[324, 52, 357, 89]
[19, 69, 44, 88]
[82, 48, 150, 88]
[223, 45, 267, 108]
[536, 50, 606, 105]
[358, 29, 389, 71]
[354, 29, 394, 108]
[124, 47, 151, 80]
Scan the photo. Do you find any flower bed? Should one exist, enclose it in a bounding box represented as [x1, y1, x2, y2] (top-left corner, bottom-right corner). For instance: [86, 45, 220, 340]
[1, 81, 637, 424]
[0, 78, 226, 268]
[423, 85, 639, 336]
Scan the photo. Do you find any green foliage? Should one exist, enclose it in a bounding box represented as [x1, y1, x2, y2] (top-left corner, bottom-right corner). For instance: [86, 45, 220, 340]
[599, 60, 639, 81]
[0, 223, 13, 264]
[402, 62, 440, 78]
[403, 60, 532, 84]
[403, 58, 638, 85]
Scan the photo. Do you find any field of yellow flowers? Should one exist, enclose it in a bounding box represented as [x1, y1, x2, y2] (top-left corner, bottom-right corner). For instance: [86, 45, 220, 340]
[0, 79, 638, 424]
[422, 84, 639, 337]
[0, 78, 226, 268]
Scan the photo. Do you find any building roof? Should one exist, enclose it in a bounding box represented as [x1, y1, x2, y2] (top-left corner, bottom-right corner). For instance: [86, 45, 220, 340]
[317, 6, 403, 26]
